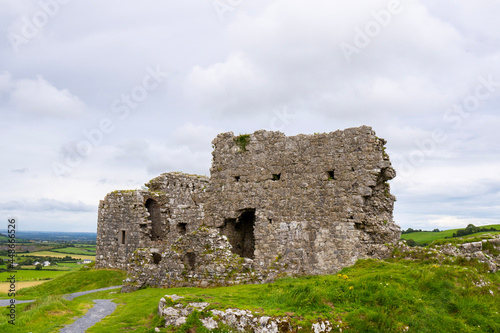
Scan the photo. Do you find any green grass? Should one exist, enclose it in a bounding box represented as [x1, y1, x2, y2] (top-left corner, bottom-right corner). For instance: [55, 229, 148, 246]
[51, 247, 96, 255]
[401, 224, 500, 245]
[2, 259, 498, 332]
[1, 296, 95, 333]
[16, 268, 126, 297]
[0, 270, 68, 282]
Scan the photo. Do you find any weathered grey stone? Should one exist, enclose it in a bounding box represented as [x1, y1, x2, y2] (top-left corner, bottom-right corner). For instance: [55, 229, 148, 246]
[160, 300, 337, 332]
[396, 236, 500, 272]
[189, 302, 210, 310]
[96, 127, 400, 289]
[312, 321, 333, 333]
[200, 317, 218, 330]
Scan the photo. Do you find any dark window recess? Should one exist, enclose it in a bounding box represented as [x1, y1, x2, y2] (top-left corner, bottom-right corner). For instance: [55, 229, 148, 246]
[268, 218, 273, 224]
[272, 173, 281, 181]
[218, 209, 255, 259]
[120, 230, 126, 245]
[327, 170, 335, 180]
[145, 198, 164, 240]
[152, 252, 162, 265]
[235, 176, 241, 182]
[177, 223, 187, 235]
[185, 252, 196, 270]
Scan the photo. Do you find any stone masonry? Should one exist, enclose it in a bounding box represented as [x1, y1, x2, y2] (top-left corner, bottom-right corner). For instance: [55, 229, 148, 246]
[96, 126, 401, 290]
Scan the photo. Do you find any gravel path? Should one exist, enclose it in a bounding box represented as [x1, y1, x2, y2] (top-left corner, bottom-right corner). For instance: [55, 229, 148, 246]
[0, 299, 35, 306]
[1, 285, 123, 332]
[59, 299, 117, 333]
[63, 285, 122, 301]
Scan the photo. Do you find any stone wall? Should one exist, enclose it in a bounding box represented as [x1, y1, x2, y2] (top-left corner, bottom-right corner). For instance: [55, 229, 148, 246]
[96, 126, 401, 290]
[205, 126, 399, 275]
[96, 173, 209, 270]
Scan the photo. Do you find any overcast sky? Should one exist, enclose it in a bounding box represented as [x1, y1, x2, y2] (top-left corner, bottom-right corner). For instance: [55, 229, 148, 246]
[1, 0, 499, 232]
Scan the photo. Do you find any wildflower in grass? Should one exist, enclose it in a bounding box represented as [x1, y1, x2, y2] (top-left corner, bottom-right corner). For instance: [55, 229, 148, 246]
[433, 264, 439, 268]
[349, 286, 354, 290]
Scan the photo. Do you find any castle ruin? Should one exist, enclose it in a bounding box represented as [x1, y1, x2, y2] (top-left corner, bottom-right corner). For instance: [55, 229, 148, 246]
[96, 126, 401, 290]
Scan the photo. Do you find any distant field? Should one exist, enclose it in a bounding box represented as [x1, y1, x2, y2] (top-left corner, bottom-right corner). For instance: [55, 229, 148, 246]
[24, 251, 95, 261]
[0, 234, 30, 243]
[14, 265, 73, 271]
[0, 281, 46, 293]
[0, 270, 69, 282]
[401, 224, 500, 244]
[52, 247, 96, 255]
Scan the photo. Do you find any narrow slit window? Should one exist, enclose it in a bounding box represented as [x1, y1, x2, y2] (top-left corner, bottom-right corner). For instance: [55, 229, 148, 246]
[186, 253, 196, 270]
[120, 230, 126, 245]
[327, 170, 335, 180]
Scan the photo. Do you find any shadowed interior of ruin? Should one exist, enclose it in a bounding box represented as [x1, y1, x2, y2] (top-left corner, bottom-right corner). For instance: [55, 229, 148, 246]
[145, 199, 163, 240]
[219, 209, 256, 259]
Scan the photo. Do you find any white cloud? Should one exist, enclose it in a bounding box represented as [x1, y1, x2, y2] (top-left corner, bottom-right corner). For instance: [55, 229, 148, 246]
[183, 0, 494, 123]
[169, 123, 221, 152]
[1, 1, 499, 232]
[10, 75, 86, 118]
[0, 198, 94, 212]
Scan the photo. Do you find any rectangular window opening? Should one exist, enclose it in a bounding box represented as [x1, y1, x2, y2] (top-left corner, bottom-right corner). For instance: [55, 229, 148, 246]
[235, 176, 241, 182]
[328, 170, 335, 180]
[177, 223, 187, 235]
[120, 230, 126, 245]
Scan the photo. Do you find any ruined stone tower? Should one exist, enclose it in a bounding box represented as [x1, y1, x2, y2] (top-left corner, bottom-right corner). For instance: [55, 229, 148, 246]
[96, 126, 400, 290]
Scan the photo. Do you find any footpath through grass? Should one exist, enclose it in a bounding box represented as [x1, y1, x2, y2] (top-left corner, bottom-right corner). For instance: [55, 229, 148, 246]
[2, 259, 498, 333]
[0, 268, 126, 333]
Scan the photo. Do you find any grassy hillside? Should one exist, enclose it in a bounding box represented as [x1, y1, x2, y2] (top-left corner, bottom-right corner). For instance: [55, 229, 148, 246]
[17, 268, 126, 297]
[1, 257, 498, 333]
[401, 224, 500, 245]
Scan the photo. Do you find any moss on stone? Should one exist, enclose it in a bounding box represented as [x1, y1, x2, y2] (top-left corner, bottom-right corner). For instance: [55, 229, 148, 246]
[234, 134, 250, 152]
